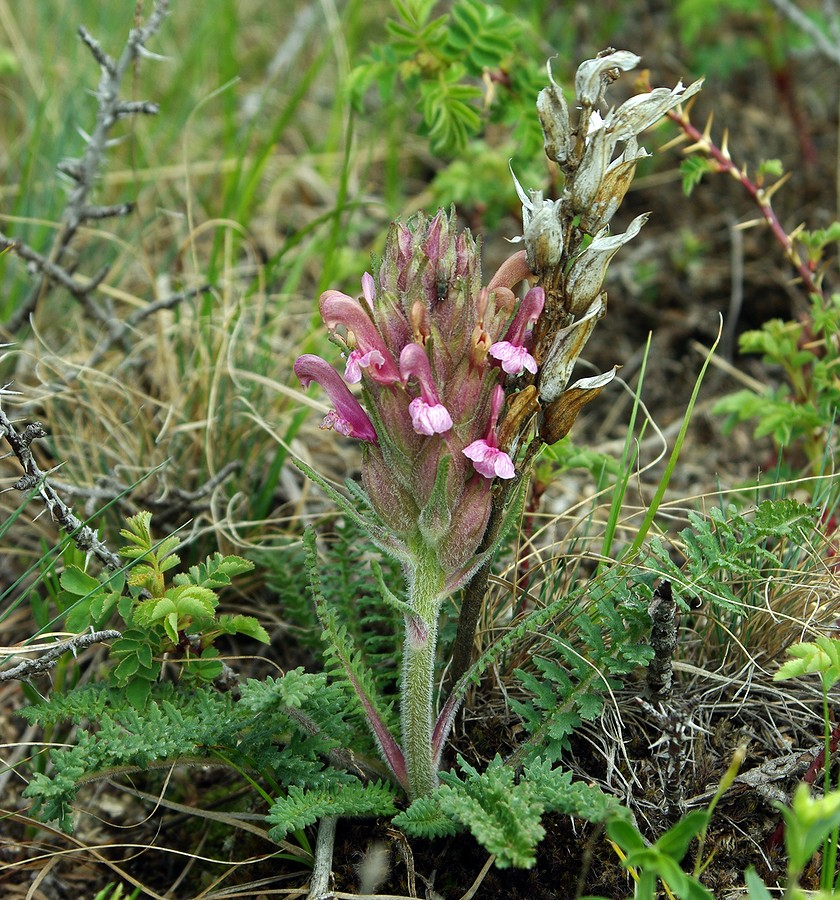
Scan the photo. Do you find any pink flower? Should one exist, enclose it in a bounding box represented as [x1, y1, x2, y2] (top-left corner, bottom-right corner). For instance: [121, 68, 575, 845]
[399, 343, 453, 436]
[462, 385, 514, 479]
[344, 348, 386, 384]
[294, 354, 378, 443]
[408, 397, 453, 436]
[462, 441, 515, 479]
[319, 290, 401, 385]
[489, 341, 538, 375]
[489, 287, 545, 377]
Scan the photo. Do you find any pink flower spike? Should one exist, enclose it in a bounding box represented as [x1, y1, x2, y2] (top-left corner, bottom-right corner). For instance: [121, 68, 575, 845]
[361, 272, 375, 310]
[463, 441, 515, 479]
[344, 348, 386, 384]
[294, 354, 378, 443]
[400, 343, 453, 436]
[319, 290, 401, 384]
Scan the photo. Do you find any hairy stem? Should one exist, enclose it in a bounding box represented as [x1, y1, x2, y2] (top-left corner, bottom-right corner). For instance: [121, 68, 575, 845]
[401, 545, 446, 799]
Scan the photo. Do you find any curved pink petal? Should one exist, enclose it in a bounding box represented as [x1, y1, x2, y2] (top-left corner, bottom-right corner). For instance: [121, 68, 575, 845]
[294, 354, 378, 443]
[361, 272, 376, 309]
[401, 344, 453, 435]
[399, 344, 439, 400]
[462, 385, 514, 478]
[345, 348, 386, 384]
[319, 291, 400, 384]
[486, 250, 533, 294]
[488, 383, 506, 425]
[506, 287, 544, 342]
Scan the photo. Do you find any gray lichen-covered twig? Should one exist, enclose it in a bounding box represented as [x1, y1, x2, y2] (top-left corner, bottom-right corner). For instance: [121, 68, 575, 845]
[0, 630, 121, 683]
[0, 404, 121, 570]
[3, 0, 170, 332]
[646, 580, 677, 699]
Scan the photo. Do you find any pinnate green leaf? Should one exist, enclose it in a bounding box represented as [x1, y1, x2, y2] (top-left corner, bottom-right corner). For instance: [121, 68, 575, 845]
[775, 635, 840, 689]
[267, 780, 398, 840]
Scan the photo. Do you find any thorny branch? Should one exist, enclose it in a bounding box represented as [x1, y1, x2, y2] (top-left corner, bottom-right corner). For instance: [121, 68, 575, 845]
[662, 95, 826, 301]
[3, 0, 170, 332]
[0, 631, 121, 683]
[0, 404, 122, 570]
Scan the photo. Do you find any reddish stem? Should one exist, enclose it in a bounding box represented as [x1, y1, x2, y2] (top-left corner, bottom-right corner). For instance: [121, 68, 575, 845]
[665, 105, 823, 301]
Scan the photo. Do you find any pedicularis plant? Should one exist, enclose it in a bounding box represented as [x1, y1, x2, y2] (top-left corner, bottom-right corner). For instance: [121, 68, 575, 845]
[295, 50, 703, 800]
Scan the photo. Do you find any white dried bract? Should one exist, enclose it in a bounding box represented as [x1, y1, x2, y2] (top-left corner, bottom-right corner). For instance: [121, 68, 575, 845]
[565, 213, 649, 315]
[509, 49, 703, 443]
[536, 60, 572, 166]
[538, 294, 606, 403]
[607, 80, 703, 141]
[574, 50, 641, 107]
[579, 136, 647, 233]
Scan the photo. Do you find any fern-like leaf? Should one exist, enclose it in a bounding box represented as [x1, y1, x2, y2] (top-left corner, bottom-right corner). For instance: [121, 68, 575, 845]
[396, 755, 621, 869]
[266, 780, 398, 841]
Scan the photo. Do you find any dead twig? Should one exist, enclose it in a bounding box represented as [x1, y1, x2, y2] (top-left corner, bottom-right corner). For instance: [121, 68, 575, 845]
[3, 0, 170, 332]
[0, 403, 121, 570]
[0, 630, 121, 682]
[308, 815, 338, 900]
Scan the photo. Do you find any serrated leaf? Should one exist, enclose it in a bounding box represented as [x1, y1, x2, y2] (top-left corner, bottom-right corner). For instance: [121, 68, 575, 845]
[136, 642, 153, 670]
[124, 678, 152, 710]
[432, 756, 550, 869]
[775, 636, 840, 689]
[114, 654, 139, 682]
[60, 566, 102, 597]
[575, 690, 604, 720]
[680, 156, 716, 195]
[217, 614, 270, 643]
[164, 612, 179, 644]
